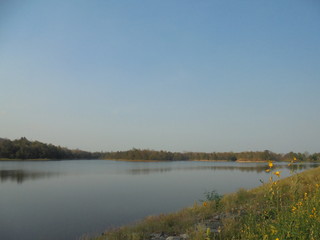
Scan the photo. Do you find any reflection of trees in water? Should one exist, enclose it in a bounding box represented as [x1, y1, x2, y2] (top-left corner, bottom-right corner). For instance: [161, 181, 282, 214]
[192, 166, 268, 173]
[0, 170, 58, 184]
[126, 164, 320, 175]
[127, 168, 172, 175]
[287, 163, 319, 171]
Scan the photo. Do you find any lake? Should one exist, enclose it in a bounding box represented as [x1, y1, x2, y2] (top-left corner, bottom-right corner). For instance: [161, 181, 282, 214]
[0, 160, 318, 240]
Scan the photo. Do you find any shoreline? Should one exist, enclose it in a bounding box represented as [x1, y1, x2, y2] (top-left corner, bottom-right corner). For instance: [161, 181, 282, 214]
[91, 166, 320, 240]
[102, 159, 165, 162]
[235, 160, 268, 163]
[103, 159, 271, 163]
[0, 158, 307, 163]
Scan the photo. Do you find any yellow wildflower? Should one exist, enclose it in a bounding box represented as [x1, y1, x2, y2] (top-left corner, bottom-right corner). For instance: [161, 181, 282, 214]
[268, 161, 274, 168]
[292, 206, 297, 212]
[266, 169, 270, 173]
[203, 201, 207, 207]
[293, 157, 297, 161]
[276, 238, 280, 240]
[274, 171, 281, 177]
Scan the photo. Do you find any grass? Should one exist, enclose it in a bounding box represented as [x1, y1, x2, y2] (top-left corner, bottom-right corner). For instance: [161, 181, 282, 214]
[220, 163, 320, 240]
[87, 161, 320, 240]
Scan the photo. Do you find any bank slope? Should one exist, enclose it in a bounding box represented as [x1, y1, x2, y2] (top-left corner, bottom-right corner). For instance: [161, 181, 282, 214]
[89, 165, 320, 240]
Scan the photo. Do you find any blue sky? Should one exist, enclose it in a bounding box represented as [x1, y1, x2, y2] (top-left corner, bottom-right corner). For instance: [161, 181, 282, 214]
[1, 0, 320, 153]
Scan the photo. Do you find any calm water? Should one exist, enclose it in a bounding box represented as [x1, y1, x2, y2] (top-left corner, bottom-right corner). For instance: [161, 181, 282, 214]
[0, 160, 318, 240]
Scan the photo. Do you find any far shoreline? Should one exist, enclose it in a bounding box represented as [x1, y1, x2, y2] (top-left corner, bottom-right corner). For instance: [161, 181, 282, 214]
[0, 158, 315, 163]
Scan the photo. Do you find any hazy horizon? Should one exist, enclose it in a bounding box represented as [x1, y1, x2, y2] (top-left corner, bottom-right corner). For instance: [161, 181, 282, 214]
[1, 1, 320, 153]
[1, 136, 318, 155]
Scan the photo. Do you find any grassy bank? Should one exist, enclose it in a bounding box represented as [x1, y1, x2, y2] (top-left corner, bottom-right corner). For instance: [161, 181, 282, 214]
[87, 162, 320, 240]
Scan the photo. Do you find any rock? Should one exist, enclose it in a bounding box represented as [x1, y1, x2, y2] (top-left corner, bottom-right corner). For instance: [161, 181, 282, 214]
[150, 233, 161, 238]
[179, 233, 189, 239]
[150, 232, 167, 240]
[151, 237, 166, 240]
[206, 221, 222, 229]
[166, 236, 182, 240]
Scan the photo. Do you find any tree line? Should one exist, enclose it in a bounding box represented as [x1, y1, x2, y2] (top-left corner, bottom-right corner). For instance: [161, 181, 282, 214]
[0, 137, 319, 162]
[0, 137, 100, 160]
[102, 149, 320, 162]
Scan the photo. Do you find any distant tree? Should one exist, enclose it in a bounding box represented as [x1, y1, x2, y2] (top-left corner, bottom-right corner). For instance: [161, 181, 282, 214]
[0, 137, 101, 160]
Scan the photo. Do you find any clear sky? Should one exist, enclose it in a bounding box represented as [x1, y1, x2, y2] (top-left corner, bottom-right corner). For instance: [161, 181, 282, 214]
[1, 0, 320, 153]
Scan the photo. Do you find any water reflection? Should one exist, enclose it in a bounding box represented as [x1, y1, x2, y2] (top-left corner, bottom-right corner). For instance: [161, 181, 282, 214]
[0, 170, 58, 184]
[127, 167, 172, 175]
[126, 163, 320, 175]
[0, 160, 319, 240]
[288, 163, 319, 171]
